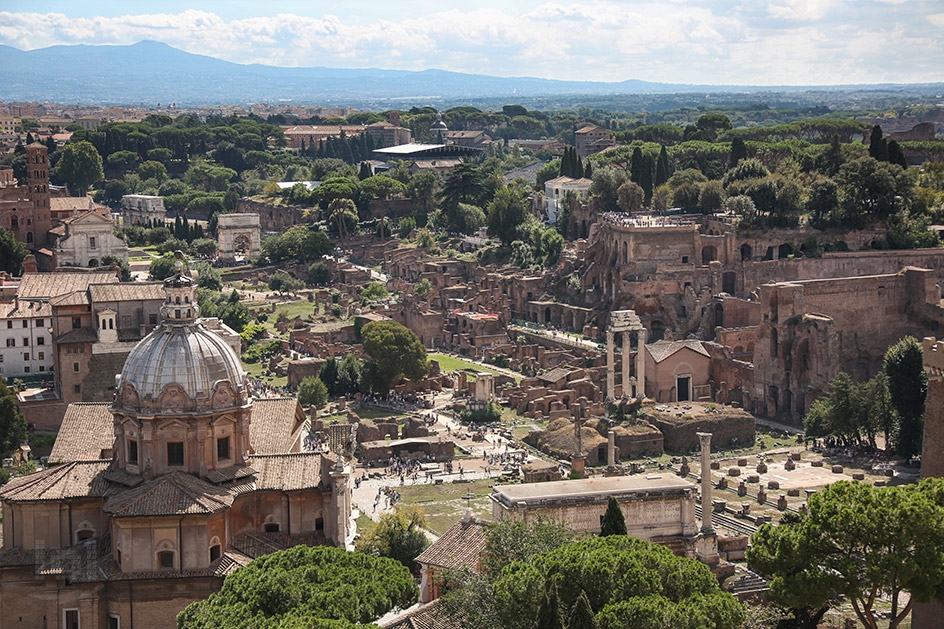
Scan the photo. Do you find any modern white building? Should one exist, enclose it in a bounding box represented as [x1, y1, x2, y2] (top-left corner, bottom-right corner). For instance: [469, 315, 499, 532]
[0, 299, 53, 378]
[545, 176, 592, 224]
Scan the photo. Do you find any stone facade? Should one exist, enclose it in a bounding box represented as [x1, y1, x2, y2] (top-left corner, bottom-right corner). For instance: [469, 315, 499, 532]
[491, 475, 699, 550]
[121, 194, 166, 226]
[217, 213, 261, 264]
[0, 264, 350, 629]
[50, 210, 129, 268]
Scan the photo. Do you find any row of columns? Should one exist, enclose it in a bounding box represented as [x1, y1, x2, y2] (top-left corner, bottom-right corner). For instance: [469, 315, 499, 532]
[605, 328, 647, 400]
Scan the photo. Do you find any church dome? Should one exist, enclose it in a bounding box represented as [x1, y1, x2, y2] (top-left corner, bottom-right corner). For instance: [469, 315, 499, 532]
[118, 323, 245, 405]
[114, 252, 246, 411]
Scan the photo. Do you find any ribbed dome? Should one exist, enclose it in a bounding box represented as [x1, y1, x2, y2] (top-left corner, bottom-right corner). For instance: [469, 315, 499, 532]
[119, 322, 245, 402]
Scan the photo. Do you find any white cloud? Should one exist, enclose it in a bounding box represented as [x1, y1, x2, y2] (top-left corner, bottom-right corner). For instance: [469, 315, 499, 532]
[0, 2, 941, 85]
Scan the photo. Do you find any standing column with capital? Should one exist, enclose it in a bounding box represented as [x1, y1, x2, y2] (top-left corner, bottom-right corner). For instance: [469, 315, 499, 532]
[606, 329, 615, 400]
[636, 328, 647, 399]
[621, 332, 630, 398]
[697, 432, 713, 533]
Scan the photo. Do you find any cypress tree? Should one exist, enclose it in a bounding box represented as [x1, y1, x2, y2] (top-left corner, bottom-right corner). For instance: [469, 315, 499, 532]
[359, 162, 373, 180]
[575, 155, 584, 179]
[826, 134, 844, 175]
[568, 591, 598, 629]
[583, 160, 593, 179]
[45, 136, 57, 154]
[599, 496, 627, 536]
[630, 147, 643, 183]
[868, 125, 887, 162]
[729, 136, 747, 167]
[640, 154, 654, 205]
[887, 140, 908, 168]
[536, 581, 565, 629]
[656, 145, 669, 186]
[174, 214, 182, 239]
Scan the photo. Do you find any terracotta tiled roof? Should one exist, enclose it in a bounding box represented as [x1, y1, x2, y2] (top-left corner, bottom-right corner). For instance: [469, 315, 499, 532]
[414, 516, 489, 571]
[49, 196, 104, 213]
[0, 300, 51, 319]
[48, 402, 113, 463]
[0, 460, 111, 501]
[49, 290, 90, 307]
[249, 397, 307, 454]
[17, 271, 116, 299]
[55, 327, 98, 343]
[248, 453, 326, 491]
[646, 339, 709, 364]
[229, 531, 326, 559]
[102, 471, 235, 517]
[381, 600, 462, 629]
[538, 366, 572, 384]
[89, 282, 164, 303]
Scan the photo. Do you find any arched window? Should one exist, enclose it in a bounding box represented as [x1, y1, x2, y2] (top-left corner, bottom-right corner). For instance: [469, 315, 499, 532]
[209, 536, 222, 562]
[75, 521, 95, 543]
[263, 514, 280, 533]
[156, 540, 177, 569]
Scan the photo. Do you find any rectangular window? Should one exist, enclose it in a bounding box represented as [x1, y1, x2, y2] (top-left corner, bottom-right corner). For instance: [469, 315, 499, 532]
[128, 439, 138, 465]
[217, 436, 230, 461]
[38, 351, 44, 361]
[167, 442, 184, 466]
[37, 336, 44, 345]
[21, 320, 27, 328]
[23, 352, 29, 361]
[39, 365, 44, 372]
[89, 236, 97, 249]
[35, 319, 43, 327]
[158, 550, 175, 569]
[73, 384, 81, 394]
[149, 313, 158, 325]
[108, 615, 120, 629]
[64, 609, 80, 629]
[22, 337, 28, 346]
[73, 362, 79, 372]
[4, 339, 11, 347]
[24, 366, 29, 373]
[72, 317, 82, 329]
[5, 321, 11, 329]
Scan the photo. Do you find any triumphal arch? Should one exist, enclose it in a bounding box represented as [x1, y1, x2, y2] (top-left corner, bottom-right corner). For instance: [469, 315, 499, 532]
[217, 213, 261, 264]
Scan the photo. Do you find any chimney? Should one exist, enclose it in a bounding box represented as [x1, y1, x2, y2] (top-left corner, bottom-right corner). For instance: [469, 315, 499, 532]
[607, 430, 616, 467]
[697, 432, 713, 532]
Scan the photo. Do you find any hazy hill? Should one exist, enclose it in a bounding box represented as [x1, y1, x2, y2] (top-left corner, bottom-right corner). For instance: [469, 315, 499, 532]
[0, 40, 737, 105]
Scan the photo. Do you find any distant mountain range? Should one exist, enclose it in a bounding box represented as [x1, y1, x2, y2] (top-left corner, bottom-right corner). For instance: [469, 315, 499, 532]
[0, 40, 941, 107]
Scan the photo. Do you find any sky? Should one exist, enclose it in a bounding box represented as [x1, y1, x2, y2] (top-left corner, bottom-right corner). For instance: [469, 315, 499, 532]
[1, 1, 942, 86]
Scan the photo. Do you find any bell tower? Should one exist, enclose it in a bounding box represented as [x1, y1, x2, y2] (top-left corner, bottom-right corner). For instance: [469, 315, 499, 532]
[25, 143, 51, 248]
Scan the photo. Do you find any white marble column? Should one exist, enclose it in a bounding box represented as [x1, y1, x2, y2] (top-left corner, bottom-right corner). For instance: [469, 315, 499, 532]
[621, 332, 630, 398]
[697, 432, 713, 533]
[636, 328, 647, 399]
[606, 330, 615, 400]
[607, 430, 616, 467]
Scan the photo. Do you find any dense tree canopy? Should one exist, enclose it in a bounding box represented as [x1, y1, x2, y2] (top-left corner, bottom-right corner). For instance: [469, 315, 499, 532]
[354, 505, 430, 572]
[177, 545, 418, 629]
[748, 479, 944, 629]
[444, 535, 743, 629]
[360, 320, 429, 390]
[56, 140, 104, 195]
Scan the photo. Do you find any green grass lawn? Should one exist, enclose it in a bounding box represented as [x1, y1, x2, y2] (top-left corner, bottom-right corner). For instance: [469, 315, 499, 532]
[428, 353, 523, 382]
[397, 478, 494, 535]
[253, 300, 318, 337]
